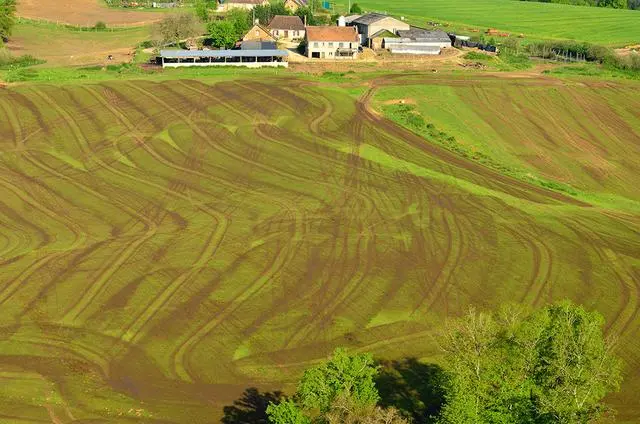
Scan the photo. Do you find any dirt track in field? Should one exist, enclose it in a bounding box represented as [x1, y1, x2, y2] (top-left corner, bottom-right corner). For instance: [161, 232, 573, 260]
[17, 0, 164, 25]
[0, 77, 639, 422]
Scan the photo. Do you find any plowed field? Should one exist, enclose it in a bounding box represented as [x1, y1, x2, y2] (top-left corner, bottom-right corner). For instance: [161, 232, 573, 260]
[0, 77, 639, 422]
[18, 0, 164, 26]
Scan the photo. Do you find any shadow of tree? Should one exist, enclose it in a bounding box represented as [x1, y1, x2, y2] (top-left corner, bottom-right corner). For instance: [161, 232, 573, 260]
[375, 358, 448, 424]
[222, 387, 284, 424]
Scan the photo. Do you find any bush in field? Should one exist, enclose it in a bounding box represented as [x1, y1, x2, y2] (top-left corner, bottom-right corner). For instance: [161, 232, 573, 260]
[350, 2, 363, 13]
[94, 21, 107, 30]
[0, 0, 17, 41]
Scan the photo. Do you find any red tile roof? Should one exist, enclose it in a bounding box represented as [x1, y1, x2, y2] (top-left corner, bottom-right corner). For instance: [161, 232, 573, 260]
[306, 26, 359, 42]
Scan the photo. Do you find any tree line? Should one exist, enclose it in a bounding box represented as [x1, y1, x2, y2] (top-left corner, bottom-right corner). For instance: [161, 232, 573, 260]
[223, 302, 622, 424]
[520, 0, 639, 10]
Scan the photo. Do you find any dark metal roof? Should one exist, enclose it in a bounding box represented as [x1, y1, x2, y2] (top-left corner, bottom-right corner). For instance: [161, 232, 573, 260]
[160, 49, 289, 58]
[241, 41, 277, 50]
[395, 29, 451, 43]
[352, 13, 393, 25]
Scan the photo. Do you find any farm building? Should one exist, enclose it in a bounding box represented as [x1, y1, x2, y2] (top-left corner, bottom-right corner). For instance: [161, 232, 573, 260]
[305, 26, 360, 59]
[217, 0, 268, 11]
[283, 0, 307, 12]
[384, 29, 451, 55]
[159, 49, 288, 68]
[349, 13, 409, 47]
[268, 15, 306, 41]
[343, 15, 362, 24]
[368, 29, 397, 50]
[242, 23, 276, 42]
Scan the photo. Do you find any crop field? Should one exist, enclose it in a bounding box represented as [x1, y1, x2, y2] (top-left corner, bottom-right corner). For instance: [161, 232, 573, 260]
[17, 0, 165, 26]
[340, 0, 640, 46]
[0, 76, 639, 422]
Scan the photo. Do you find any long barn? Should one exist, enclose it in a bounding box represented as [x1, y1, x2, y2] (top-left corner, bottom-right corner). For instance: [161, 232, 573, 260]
[159, 49, 289, 68]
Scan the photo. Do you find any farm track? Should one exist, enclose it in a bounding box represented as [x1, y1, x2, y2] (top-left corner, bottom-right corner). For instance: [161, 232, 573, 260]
[0, 77, 639, 423]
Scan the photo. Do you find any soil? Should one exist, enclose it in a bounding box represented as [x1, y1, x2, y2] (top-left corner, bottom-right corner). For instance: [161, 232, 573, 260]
[17, 0, 165, 26]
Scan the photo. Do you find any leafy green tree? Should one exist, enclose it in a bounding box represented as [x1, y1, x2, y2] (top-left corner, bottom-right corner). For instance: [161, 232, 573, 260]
[266, 400, 311, 424]
[253, 2, 289, 25]
[267, 348, 382, 423]
[297, 348, 379, 413]
[349, 2, 362, 13]
[0, 0, 17, 41]
[226, 8, 251, 38]
[194, 0, 216, 22]
[438, 302, 622, 424]
[207, 19, 238, 48]
[295, 6, 318, 25]
[529, 302, 623, 423]
[153, 12, 202, 46]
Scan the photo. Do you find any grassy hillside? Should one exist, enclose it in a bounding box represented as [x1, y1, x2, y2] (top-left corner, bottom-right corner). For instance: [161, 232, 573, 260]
[372, 78, 640, 208]
[0, 76, 639, 422]
[337, 0, 640, 46]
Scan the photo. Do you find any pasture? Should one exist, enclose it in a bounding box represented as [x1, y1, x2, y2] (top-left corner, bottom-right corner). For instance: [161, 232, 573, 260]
[6, 21, 151, 66]
[339, 0, 640, 46]
[0, 76, 639, 422]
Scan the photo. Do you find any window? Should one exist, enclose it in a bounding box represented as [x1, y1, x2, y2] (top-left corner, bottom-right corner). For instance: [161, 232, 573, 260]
[329, 52, 333, 56]
[313, 42, 318, 48]
[339, 42, 344, 48]
[255, 30, 259, 36]
[328, 42, 334, 47]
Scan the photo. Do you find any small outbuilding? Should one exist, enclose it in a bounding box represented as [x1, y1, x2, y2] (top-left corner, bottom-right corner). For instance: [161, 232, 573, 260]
[368, 29, 397, 50]
[268, 15, 306, 41]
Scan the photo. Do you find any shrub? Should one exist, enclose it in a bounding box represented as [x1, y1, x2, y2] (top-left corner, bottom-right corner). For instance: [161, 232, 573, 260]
[94, 21, 107, 30]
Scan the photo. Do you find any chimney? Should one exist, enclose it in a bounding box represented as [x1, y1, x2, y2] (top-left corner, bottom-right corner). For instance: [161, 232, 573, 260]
[254, 18, 259, 25]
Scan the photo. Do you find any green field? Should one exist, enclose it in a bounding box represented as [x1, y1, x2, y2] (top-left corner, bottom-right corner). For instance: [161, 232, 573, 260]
[0, 74, 639, 422]
[338, 0, 640, 46]
[7, 21, 151, 66]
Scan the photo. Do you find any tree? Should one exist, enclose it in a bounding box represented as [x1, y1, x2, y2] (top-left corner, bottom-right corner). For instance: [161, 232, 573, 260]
[253, 2, 289, 25]
[153, 12, 202, 46]
[194, 0, 215, 22]
[226, 8, 251, 39]
[295, 6, 319, 26]
[266, 400, 311, 424]
[208, 19, 238, 48]
[267, 348, 384, 423]
[0, 0, 17, 41]
[529, 303, 622, 423]
[296, 348, 379, 413]
[349, 2, 363, 13]
[438, 302, 622, 424]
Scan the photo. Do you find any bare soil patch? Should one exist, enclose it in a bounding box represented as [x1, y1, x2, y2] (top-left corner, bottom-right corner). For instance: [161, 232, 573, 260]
[17, 0, 164, 26]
